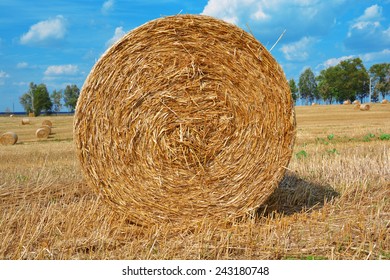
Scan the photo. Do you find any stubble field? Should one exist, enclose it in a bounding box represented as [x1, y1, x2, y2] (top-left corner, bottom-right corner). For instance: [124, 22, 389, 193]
[0, 104, 389, 259]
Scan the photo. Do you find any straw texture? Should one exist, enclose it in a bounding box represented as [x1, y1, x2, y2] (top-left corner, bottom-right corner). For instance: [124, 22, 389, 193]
[1, 132, 18, 145]
[360, 104, 370, 111]
[36, 127, 50, 139]
[21, 118, 30, 125]
[382, 99, 388, 104]
[74, 15, 296, 225]
[42, 120, 53, 127]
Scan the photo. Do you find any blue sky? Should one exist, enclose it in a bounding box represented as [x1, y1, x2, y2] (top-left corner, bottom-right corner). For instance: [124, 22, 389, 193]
[0, 0, 389, 111]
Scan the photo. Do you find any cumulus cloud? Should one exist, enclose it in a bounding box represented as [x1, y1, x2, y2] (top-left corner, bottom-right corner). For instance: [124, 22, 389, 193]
[318, 49, 390, 70]
[361, 49, 390, 63]
[202, 0, 349, 44]
[20, 15, 67, 45]
[320, 55, 355, 68]
[102, 0, 115, 14]
[356, 4, 382, 21]
[44, 64, 78, 76]
[280, 36, 318, 61]
[345, 5, 390, 51]
[106, 26, 126, 47]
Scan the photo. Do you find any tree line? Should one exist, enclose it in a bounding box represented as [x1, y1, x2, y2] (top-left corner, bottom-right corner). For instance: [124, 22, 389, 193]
[19, 82, 80, 116]
[289, 59, 390, 104]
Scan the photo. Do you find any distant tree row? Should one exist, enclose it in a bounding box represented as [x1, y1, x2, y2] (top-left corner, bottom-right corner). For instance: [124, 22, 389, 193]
[19, 82, 80, 116]
[289, 59, 390, 104]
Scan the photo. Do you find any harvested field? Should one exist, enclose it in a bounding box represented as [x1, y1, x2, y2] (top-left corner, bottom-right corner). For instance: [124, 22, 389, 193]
[0, 104, 389, 260]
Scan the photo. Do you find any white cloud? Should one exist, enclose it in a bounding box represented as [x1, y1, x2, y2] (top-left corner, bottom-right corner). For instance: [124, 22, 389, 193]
[0, 70, 9, 78]
[106, 26, 126, 47]
[361, 49, 390, 62]
[44, 64, 78, 76]
[345, 5, 390, 51]
[320, 55, 355, 68]
[102, 0, 115, 14]
[20, 15, 67, 45]
[280, 36, 318, 61]
[318, 49, 390, 70]
[0, 70, 10, 85]
[357, 4, 382, 21]
[202, 0, 349, 43]
[16, 62, 29, 69]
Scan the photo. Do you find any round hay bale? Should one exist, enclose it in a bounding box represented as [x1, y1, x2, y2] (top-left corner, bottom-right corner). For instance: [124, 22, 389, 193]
[36, 127, 50, 139]
[311, 102, 317, 106]
[353, 104, 360, 110]
[343, 100, 351, 105]
[0, 132, 18, 145]
[360, 104, 370, 111]
[381, 99, 388, 104]
[42, 120, 53, 127]
[74, 15, 296, 225]
[41, 125, 52, 135]
[352, 100, 360, 105]
[21, 118, 30, 125]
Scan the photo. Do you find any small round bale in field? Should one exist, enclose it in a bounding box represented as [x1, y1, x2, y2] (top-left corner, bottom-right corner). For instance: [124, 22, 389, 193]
[42, 120, 53, 127]
[21, 118, 30, 125]
[0, 132, 18, 145]
[382, 99, 389, 104]
[343, 100, 351, 105]
[41, 125, 52, 135]
[352, 100, 360, 105]
[74, 15, 296, 225]
[36, 127, 50, 139]
[360, 104, 370, 111]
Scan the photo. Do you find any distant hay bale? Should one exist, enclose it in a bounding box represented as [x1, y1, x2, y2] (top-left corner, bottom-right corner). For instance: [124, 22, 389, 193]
[42, 120, 53, 127]
[41, 125, 52, 135]
[311, 102, 317, 106]
[28, 112, 35, 117]
[74, 15, 296, 226]
[352, 100, 360, 105]
[354, 104, 360, 110]
[360, 104, 370, 111]
[382, 99, 389, 104]
[9, 114, 14, 118]
[343, 100, 351, 105]
[36, 127, 50, 139]
[21, 118, 30, 125]
[0, 132, 18, 145]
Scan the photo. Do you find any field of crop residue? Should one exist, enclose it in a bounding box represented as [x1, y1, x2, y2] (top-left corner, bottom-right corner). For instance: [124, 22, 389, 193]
[0, 104, 389, 260]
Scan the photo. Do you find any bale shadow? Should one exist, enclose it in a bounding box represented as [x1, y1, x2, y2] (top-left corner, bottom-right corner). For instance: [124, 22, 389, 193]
[257, 172, 339, 217]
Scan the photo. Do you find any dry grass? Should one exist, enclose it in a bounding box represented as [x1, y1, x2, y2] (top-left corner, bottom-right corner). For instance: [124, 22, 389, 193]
[0, 104, 389, 260]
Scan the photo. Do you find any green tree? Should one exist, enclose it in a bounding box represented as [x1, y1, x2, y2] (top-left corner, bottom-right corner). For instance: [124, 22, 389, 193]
[20, 82, 52, 116]
[369, 63, 390, 100]
[288, 78, 299, 102]
[317, 66, 339, 104]
[335, 58, 369, 103]
[19, 93, 33, 114]
[51, 89, 63, 114]
[298, 68, 317, 104]
[64, 84, 80, 112]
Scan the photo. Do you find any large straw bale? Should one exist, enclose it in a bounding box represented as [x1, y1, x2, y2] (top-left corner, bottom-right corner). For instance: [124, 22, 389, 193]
[0, 132, 18, 145]
[74, 15, 296, 225]
[382, 99, 388, 104]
